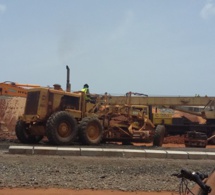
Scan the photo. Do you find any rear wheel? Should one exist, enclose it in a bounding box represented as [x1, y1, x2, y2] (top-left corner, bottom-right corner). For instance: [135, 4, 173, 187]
[15, 120, 43, 144]
[153, 125, 165, 147]
[46, 111, 78, 145]
[78, 117, 103, 145]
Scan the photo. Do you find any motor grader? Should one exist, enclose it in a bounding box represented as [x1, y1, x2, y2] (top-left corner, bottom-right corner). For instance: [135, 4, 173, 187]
[95, 100, 165, 146]
[15, 66, 165, 146]
[15, 66, 104, 145]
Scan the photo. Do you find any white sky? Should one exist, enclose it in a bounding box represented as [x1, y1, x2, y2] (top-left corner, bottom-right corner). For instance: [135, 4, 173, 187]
[0, 0, 215, 96]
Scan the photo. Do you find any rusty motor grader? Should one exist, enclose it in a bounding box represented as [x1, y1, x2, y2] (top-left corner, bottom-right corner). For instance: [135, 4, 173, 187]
[15, 66, 165, 146]
[15, 66, 104, 145]
[95, 97, 165, 146]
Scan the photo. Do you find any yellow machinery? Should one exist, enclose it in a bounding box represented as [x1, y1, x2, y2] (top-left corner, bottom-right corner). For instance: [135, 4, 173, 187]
[15, 66, 215, 146]
[97, 92, 215, 146]
[15, 66, 102, 145]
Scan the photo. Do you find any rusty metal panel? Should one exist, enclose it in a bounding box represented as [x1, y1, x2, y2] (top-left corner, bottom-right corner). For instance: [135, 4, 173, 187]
[0, 96, 26, 132]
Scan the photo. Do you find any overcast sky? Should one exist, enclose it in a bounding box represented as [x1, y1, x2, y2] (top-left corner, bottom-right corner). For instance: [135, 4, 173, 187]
[0, 0, 215, 96]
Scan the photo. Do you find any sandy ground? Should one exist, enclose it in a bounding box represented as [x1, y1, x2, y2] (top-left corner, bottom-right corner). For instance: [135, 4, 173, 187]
[0, 189, 178, 195]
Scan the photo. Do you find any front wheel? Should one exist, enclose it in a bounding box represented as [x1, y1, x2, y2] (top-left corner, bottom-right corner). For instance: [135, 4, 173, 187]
[46, 111, 78, 145]
[153, 125, 165, 147]
[15, 120, 43, 144]
[78, 117, 103, 145]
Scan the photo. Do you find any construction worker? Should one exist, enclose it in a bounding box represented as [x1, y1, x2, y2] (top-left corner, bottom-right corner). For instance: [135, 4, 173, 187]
[81, 83, 92, 102]
[81, 83, 98, 104]
[81, 84, 90, 94]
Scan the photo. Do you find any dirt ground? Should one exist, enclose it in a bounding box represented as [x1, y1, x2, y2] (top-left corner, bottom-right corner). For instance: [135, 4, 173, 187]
[0, 189, 178, 195]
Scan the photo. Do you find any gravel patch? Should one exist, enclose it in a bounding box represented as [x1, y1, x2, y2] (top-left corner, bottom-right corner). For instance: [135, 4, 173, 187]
[0, 151, 214, 192]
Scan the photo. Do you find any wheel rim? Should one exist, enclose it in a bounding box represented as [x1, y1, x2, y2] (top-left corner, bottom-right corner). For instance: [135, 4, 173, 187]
[86, 123, 100, 140]
[57, 122, 71, 138]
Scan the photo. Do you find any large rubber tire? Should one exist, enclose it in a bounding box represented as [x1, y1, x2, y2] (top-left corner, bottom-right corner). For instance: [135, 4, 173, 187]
[46, 111, 78, 145]
[153, 125, 165, 147]
[78, 117, 103, 145]
[15, 120, 43, 144]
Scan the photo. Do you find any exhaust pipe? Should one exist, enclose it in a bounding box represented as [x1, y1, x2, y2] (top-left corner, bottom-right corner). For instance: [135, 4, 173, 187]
[66, 65, 71, 92]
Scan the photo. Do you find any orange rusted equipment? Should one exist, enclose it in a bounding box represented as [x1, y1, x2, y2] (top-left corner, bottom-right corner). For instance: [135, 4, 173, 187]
[0, 81, 40, 97]
[0, 81, 41, 133]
